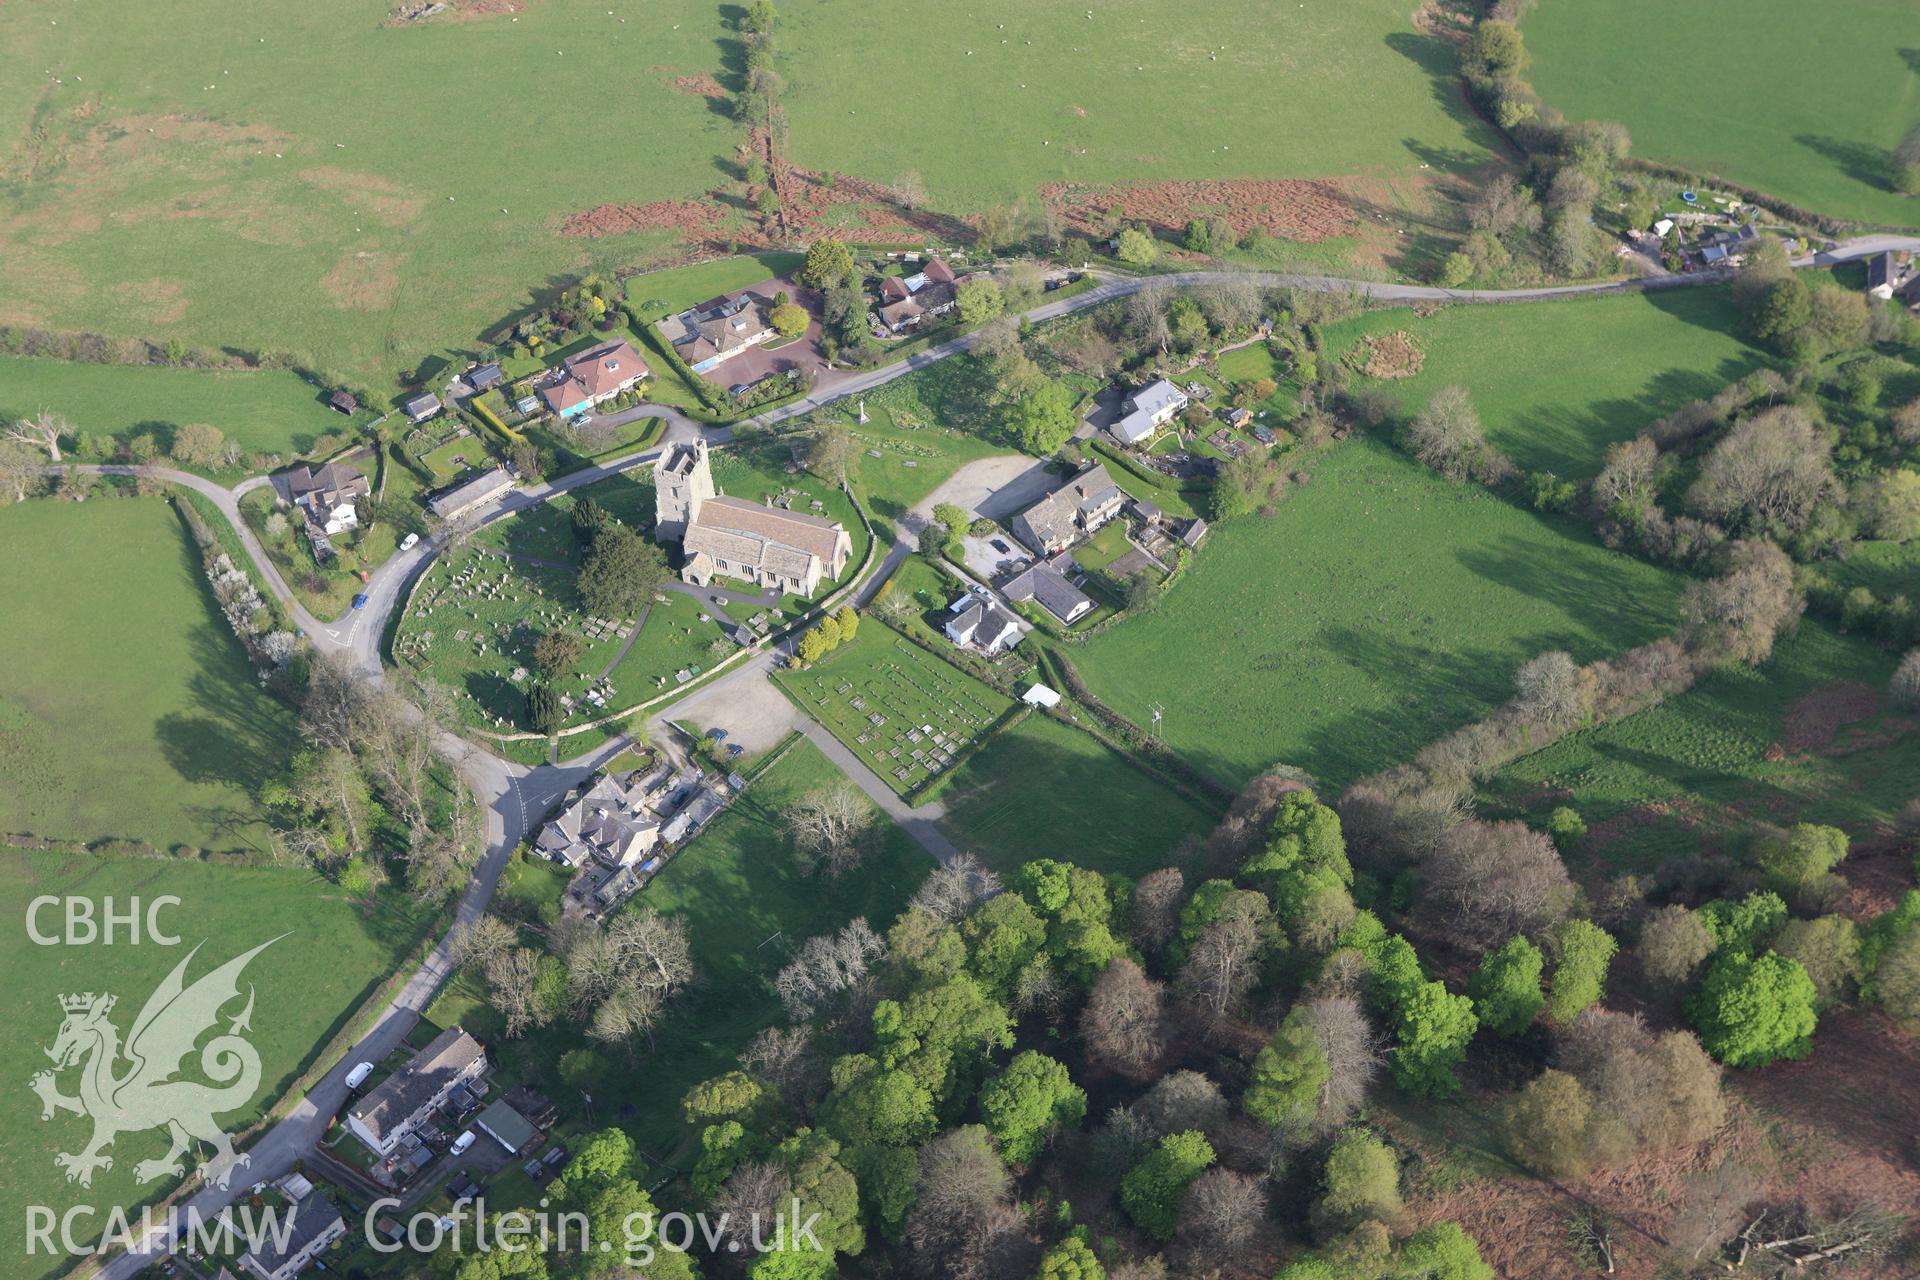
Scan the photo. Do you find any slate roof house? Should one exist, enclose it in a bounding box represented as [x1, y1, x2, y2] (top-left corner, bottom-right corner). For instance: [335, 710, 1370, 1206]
[1111, 378, 1189, 446]
[1000, 553, 1095, 626]
[655, 439, 851, 596]
[539, 339, 650, 419]
[658, 290, 777, 373]
[428, 466, 515, 520]
[345, 1027, 487, 1157]
[467, 362, 505, 392]
[281, 461, 370, 536]
[1011, 461, 1125, 556]
[1866, 252, 1910, 301]
[238, 1193, 345, 1280]
[534, 767, 666, 870]
[945, 591, 1024, 654]
[403, 391, 442, 423]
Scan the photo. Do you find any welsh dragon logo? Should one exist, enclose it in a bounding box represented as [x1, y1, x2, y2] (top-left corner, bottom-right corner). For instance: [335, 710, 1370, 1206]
[31, 937, 282, 1190]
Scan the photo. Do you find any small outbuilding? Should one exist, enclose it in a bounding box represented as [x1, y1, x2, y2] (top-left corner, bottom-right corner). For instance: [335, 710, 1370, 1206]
[403, 391, 442, 423]
[328, 390, 359, 416]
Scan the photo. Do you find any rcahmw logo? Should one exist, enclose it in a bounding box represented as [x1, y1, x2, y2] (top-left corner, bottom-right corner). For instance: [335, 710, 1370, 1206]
[28, 923, 285, 1195]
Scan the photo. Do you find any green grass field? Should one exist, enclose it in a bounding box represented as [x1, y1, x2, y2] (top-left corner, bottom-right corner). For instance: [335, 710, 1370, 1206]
[776, 626, 1018, 798]
[1321, 288, 1769, 477]
[0, 497, 299, 853]
[1481, 620, 1920, 877]
[777, 0, 1502, 211]
[0, 356, 361, 459]
[1525, 0, 1920, 226]
[936, 714, 1220, 876]
[0, 0, 736, 384]
[426, 739, 931, 1160]
[1, 849, 434, 1280]
[1072, 437, 1685, 789]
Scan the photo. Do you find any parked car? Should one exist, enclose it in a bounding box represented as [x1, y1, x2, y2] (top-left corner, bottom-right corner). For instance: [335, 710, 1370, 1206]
[450, 1131, 476, 1156]
[399, 533, 419, 551]
[990, 538, 1011, 554]
[344, 1061, 375, 1090]
[352, 594, 369, 609]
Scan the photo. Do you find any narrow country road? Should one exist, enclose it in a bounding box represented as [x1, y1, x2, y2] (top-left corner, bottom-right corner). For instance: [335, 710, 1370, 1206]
[67, 230, 1920, 1276]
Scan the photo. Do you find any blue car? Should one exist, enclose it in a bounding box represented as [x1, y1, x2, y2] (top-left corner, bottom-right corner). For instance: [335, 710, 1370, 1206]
[352, 593, 369, 610]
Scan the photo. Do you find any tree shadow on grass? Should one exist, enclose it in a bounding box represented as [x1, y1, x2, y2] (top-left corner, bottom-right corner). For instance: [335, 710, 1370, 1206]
[1492, 360, 1761, 476]
[1454, 533, 1679, 640]
[1382, 30, 1512, 160]
[1795, 133, 1897, 195]
[938, 723, 1214, 876]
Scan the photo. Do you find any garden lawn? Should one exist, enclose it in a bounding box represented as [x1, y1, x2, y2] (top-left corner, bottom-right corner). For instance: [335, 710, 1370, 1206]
[623, 253, 806, 316]
[0, 497, 298, 853]
[936, 714, 1220, 876]
[1322, 287, 1768, 477]
[0, 848, 434, 1280]
[1526, 0, 1920, 227]
[0, 356, 361, 459]
[1072, 437, 1685, 790]
[425, 739, 930, 1161]
[0, 0, 738, 384]
[1481, 620, 1920, 877]
[774, 625, 1017, 798]
[777, 0, 1502, 211]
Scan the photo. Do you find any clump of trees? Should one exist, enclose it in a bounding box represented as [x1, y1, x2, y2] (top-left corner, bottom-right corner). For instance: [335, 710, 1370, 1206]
[263, 654, 481, 903]
[796, 605, 861, 663]
[1402, 387, 1513, 484]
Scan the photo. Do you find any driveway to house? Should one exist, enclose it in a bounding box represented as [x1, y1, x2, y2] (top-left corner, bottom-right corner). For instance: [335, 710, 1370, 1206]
[70, 229, 1920, 1276]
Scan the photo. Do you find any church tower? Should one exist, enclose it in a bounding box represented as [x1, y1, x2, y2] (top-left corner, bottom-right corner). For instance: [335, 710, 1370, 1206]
[654, 437, 714, 543]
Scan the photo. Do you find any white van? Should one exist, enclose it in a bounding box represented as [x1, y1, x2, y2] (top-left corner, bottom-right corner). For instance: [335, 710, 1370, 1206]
[399, 533, 420, 551]
[450, 1130, 477, 1156]
[344, 1061, 375, 1090]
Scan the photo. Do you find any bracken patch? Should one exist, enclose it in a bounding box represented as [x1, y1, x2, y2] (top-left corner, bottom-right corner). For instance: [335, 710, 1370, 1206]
[1041, 177, 1359, 242]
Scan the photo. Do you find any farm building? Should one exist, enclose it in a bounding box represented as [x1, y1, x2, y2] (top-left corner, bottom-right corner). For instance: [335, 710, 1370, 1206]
[428, 467, 515, 520]
[327, 390, 359, 416]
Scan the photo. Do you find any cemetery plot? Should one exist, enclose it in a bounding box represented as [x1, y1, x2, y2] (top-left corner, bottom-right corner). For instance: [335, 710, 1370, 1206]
[776, 626, 1017, 798]
[394, 547, 642, 731]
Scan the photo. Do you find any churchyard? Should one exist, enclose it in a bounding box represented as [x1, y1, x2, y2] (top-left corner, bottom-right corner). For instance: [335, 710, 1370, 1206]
[394, 546, 731, 733]
[775, 625, 1018, 798]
